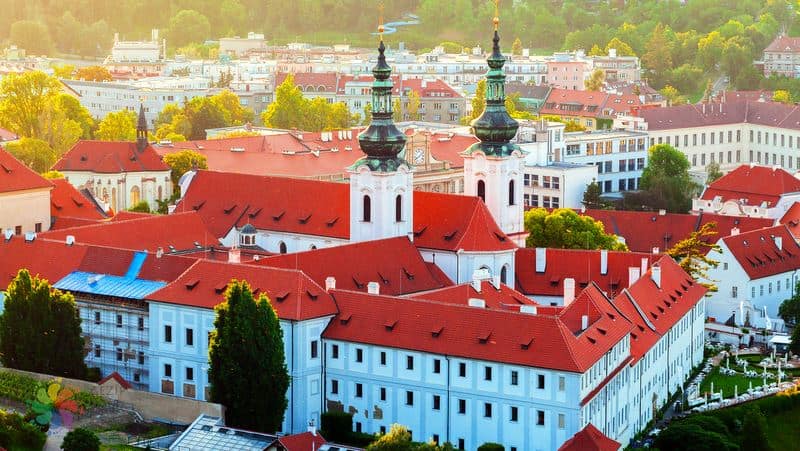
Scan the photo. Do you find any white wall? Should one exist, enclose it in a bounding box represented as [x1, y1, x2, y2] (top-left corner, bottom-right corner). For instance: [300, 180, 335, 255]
[0, 188, 51, 234]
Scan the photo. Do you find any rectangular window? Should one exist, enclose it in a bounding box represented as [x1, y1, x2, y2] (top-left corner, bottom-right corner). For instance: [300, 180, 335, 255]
[511, 370, 519, 386]
[380, 387, 386, 401]
[356, 383, 363, 398]
[380, 351, 386, 365]
[459, 362, 466, 377]
[185, 328, 194, 346]
[94, 311, 101, 325]
[356, 348, 363, 363]
[310, 340, 318, 359]
[164, 325, 172, 343]
[116, 348, 123, 361]
[537, 410, 545, 425]
[484, 366, 492, 381]
[511, 406, 519, 422]
[537, 374, 545, 389]
[433, 359, 441, 374]
[559, 376, 566, 391]
[138, 351, 144, 365]
[433, 395, 441, 410]
[558, 413, 566, 429]
[332, 344, 339, 359]
[164, 364, 172, 378]
[137, 317, 144, 331]
[458, 399, 466, 414]
[93, 345, 100, 358]
[458, 439, 465, 450]
[116, 314, 123, 328]
[35, 223, 42, 233]
[484, 403, 492, 418]
[186, 367, 194, 381]
[406, 391, 414, 406]
[406, 355, 414, 370]
[331, 379, 339, 394]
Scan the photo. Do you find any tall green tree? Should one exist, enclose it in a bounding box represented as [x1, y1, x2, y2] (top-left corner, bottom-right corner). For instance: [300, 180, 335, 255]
[585, 69, 605, 91]
[210, 90, 254, 125]
[209, 280, 289, 433]
[262, 74, 306, 129]
[185, 98, 227, 140]
[779, 281, 800, 326]
[524, 208, 627, 250]
[0, 270, 87, 379]
[582, 180, 605, 209]
[462, 79, 486, 125]
[706, 161, 723, 184]
[0, 71, 63, 139]
[639, 144, 698, 213]
[96, 110, 137, 141]
[5, 138, 56, 173]
[642, 24, 674, 88]
[9, 20, 52, 56]
[667, 222, 721, 292]
[163, 150, 208, 188]
[168, 10, 211, 48]
[406, 90, 421, 121]
[741, 406, 772, 451]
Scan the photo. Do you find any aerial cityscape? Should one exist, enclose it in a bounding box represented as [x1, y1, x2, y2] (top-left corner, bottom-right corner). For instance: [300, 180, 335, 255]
[1, 1, 800, 450]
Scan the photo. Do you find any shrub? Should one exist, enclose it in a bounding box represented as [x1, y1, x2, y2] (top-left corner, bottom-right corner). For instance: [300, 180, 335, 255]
[61, 427, 100, 451]
[478, 443, 504, 451]
[0, 410, 46, 450]
[321, 411, 353, 443]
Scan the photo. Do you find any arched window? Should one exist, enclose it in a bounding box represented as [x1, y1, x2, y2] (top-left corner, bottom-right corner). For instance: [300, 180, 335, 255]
[500, 265, 508, 285]
[279, 242, 287, 254]
[395, 194, 403, 222]
[130, 186, 140, 206]
[508, 180, 515, 206]
[363, 195, 372, 222]
[477, 180, 486, 202]
[310, 244, 317, 250]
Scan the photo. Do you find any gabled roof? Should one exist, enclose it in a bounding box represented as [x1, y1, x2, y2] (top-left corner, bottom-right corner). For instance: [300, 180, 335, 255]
[779, 202, 800, 238]
[701, 165, 800, 206]
[515, 248, 658, 298]
[581, 209, 774, 254]
[765, 35, 800, 53]
[0, 238, 89, 289]
[147, 260, 338, 321]
[0, 148, 52, 194]
[721, 224, 800, 279]
[276, 72, 339, 93]
[50, 179, 107, 225]
[40, 211, 219, 253]
[98, 372, 132, 390]
[410, 280, 537, 309]
[639, 99, 800, 131]
[177, 171, 516, 252]
[258, 237, 449, 296]
[52, 141, 169, 173]
[323, 284, 631, 373]
[558, 424, 620, 451]
[275, 432, 327, 451]
[540, 88, 641, 118]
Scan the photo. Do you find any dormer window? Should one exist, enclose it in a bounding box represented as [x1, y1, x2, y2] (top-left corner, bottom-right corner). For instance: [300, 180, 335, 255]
[239, 224, 257, 247]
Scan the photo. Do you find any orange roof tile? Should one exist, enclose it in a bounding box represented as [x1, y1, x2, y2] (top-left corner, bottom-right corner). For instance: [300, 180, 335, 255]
[558, 424, 620, 451]
[0, 148, 52, 194]
[53, 141, 169, 173]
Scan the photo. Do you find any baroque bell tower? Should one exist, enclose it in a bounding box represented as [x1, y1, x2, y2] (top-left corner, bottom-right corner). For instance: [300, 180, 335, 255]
[461, 2, 527, 245]
[349, 15, 414, 243]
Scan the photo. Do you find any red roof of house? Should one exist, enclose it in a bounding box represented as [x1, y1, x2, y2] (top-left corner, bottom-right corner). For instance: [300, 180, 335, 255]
[177, 170, 515, 252]
[640, 100, 800, 131]
[720, 225, 800, 279]
[558, 424, 620, 451]
[276, 72, 339, 93]
[701, 165, 800, 206]
[540, 89, 640, 119]
[276, 432, 327, 451]
[40, 212, 219, 253]
[0, 148, 52, 194]
[582, 209, 774, 254]
[765, 35, 800, 53]
[0, 237, 88, 288]
[258, 237, 449, 296]
[337, 74, 462, 99]
[515, 248, 658, 298]
[147, 260, 339, 321]
[426, 132, 479, 169]
[50, 179, 106, 224]
[411, 280, 538, 310]
[323, 284, 631, 373]
[52, 141, 169, 173]
[0, 128, 18, 142]
[98, 372, 133, 390]
[779, 202, 800, 238]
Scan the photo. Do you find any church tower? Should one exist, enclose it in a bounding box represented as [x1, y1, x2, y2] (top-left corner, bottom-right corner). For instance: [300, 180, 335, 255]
[136, 104, 148, 153]
[461, 7, 527, 246]
[349, 24, 413, 243]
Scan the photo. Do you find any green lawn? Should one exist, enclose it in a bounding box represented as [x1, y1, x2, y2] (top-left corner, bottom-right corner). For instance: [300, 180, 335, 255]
[699, 366, 770, 399]
[765, 404, 800, 450]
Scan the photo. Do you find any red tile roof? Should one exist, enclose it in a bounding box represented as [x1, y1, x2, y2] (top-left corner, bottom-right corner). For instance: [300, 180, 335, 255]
[0, 148, 52, 194]
[323, 284, 631, 373]
[515, 248, 658, 297]
[701, 165, 800, 206]
[53, 141, 169, 173]
[147, 260, 339, 321]
[337, 74, 462, 99]
[276, 432, 327, 451]
[40, 212, 219, 253]
[779, 202, 800, 238]
[765, 35, 800, 53]
[0, 238, 88, 288]
[49, 216, 103, 231]
[540, 89, 641, 119]
[558, 423, 620, 451]
[720, 225, 800, 279]
[98, 372, 133, 390]
[411, 280, 537, 310]
[640, 100, 800, 131]
[581, 209, 774, 254]
[177, 171, 516, 252]
[0, 128, 18, 142]
[50, 179, 107, 223]
[258, 237, 449, 295]
[276, 72, 339, 93]
[426, 132, 479, 169]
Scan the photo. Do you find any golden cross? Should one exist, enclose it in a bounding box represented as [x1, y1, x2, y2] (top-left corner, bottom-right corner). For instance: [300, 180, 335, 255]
[493, 0, 500, 30]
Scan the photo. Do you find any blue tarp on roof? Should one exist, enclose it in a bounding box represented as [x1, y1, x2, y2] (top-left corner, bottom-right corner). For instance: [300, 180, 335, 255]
[55, 272, 166, 299]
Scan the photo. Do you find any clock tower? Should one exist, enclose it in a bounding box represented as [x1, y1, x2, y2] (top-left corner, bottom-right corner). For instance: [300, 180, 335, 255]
[349, 29, 414, 243]
[461, 10, 527, 246]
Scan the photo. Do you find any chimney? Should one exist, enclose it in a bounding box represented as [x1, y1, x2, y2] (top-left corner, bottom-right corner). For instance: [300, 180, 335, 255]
[563, 278, 576, 306]
[651, 263, 662, 289]
[581, 314, 589, 331]
[600, 249, 608, 275]
[468, 298, 486, 308]
[658, 209, 666, 216]
[156, 247, 163, 258]
[491, 275, 501, 289]
[730, 226, 740, 236]
[228, 247, 241, 264]
[66, 235, 75, 246]
[24, 232, 35, 242]
[535, 247, 547, 273]
[308, 419, 317, 436]
[640, 257, 648, 275]
[471, 275, 482, 293]
[775, 235, 783, 250]
[520, 305, 537, 315]
[3, 229, 12, 241]
[652, 247, 660, 254]
[325, 277, 336, 291]
[367, 281, 380, 294]
[628, 267, 641, 286]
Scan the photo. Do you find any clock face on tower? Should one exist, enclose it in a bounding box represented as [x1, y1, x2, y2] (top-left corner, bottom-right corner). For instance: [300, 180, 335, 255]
[413, 148, 425, 164]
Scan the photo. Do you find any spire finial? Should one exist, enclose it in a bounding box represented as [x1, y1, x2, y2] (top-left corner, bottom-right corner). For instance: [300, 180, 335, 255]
[378, 2, 385, 40]
[493, 0, 500, 31]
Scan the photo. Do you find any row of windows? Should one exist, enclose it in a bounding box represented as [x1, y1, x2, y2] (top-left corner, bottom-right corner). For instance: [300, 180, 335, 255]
[163, 363, 194, 381]
[690, 148, 800, 169]
[524, 194, 560, 209]
[748, 277, 794, 298]
[362, 195, 405, 223]
[163, 325, 195, 347]
[523, 174, 560, 189]
[10, 224, 42, 235]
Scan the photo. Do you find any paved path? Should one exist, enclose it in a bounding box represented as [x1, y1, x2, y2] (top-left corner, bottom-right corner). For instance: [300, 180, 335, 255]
[44, 428, 68, 451]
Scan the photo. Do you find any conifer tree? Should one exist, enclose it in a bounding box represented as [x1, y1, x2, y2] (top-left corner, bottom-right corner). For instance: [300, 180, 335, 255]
[209, 280, 289, 433]
[667, 222, 720, 292]
[0, 270, 87, 379]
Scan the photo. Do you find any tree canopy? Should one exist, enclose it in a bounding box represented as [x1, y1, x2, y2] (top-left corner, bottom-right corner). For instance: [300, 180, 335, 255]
[4, 138, 57, 173]
[0, 270, 87, 379]
[96, 110, 137, 141]
[666, 222, 721, 292]
[261, 75, 357, 132]
[209, 280, 289, 433]
[637, 144, 698, 213]
[524, 208, 628, 251]
[163, 150, 208, 188]
[779, 281, 800, 326]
